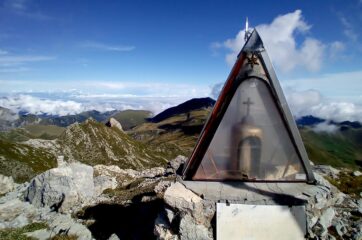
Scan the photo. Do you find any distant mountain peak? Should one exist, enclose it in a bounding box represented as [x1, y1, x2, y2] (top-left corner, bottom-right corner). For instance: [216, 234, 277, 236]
[150, 97, 215, 123]
[296, 115, 326, 126]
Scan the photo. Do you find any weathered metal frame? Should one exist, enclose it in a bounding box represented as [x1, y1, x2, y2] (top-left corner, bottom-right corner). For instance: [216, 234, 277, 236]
[182, 29, 315, 183]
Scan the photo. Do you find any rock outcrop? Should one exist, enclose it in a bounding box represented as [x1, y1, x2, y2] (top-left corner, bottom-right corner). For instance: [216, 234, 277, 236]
[25, 162, 95, 213]
[1, 157, 361, 240]
[106, 117, 124, 132]
[157, 182, 215, 240]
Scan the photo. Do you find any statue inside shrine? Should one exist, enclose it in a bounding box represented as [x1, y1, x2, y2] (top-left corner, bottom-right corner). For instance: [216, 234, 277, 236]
[231, 97, 262, 180]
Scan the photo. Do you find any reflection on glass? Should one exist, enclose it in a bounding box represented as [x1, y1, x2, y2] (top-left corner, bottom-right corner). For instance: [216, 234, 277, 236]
[193, 78, 307, 181]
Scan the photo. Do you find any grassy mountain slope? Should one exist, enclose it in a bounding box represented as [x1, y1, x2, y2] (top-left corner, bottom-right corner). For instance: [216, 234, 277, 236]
[111, 110, 152, 130]
[301, 128, 362, 169]
[0, 139, 56, 182]
[0, 125, 65, 142]
[23, 125, 65, 139]
[56, 118, 170, 169]
[131, 108, 211, 156]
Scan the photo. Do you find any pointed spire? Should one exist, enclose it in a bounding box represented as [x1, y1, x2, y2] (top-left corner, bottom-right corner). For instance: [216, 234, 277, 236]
[244, 17, 251, 42]
[242, 29, 264, 52]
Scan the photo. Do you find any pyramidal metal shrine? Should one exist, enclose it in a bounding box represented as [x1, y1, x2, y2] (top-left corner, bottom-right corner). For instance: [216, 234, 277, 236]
[182, 29, 315, 183]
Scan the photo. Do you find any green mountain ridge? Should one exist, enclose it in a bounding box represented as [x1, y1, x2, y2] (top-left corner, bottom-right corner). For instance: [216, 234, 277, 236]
[301, 128, 362, 169]
[55, 118, 170, 169]
[1, 99, 361, 184]
[0, 117, 178, 182]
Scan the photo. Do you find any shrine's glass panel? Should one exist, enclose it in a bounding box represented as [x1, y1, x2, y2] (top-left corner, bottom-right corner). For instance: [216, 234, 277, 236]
[193, 78, 307, 181]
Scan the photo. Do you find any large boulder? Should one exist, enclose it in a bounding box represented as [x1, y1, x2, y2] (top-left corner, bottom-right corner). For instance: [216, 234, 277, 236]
[25, 162, 95, 212]
[163, 182, 203, 212]
[106, 118, 123, 132]
[160, 182, 215, 240]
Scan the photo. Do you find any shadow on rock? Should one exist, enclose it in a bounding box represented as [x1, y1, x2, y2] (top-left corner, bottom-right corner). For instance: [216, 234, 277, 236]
[78, 199, 163, 240]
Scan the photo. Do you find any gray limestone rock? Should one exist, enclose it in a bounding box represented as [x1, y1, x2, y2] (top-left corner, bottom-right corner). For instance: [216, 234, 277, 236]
[167, 156, 187, 174]
[354, 232, 362, 240]
[334, 220, 348, 237]
[353, 171, 362, 177]
[139, 167, 166, 178]
[165, 207, 175, 223]
[164, 182, 202, 213]
[317, 207, 336, 236]
[25, 162, 95, 212]
[108, 233, 121, 240]
[314, 165, 340, 179]
[179, 214, 213, 240]
[0, 174, 16, 195]
[94, 175, 117, 196]
[0, 195, 56, 230]
[161, 182, 215, 239]
[154, 181, 172, 195]
[106, 118, 123, 132]
[49, 214, 92, 240]
[358, 199, 362, 214]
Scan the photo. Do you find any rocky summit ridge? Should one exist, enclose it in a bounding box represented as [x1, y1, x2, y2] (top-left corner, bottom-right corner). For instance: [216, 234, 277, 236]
[0, 156, 361, 240]
[1, 117, 176, 183]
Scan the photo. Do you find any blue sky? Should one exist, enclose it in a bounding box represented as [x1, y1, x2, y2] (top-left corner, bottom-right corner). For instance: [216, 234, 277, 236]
[0, 0, 362, 120]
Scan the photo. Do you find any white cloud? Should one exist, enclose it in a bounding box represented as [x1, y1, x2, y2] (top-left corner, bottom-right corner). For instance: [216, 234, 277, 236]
[213, 10, 326, 72]
[285, 89, 322, 116]
[0, 107, 19, 121]
[81, 41, 135, 52]
[329, 41, 345, 59]
[3, 0, 51, 20]
[0, 55, 55, 66]
[210, 82, 362, 122]
[282, 70, 362, 102]
[4, 0, 27, 11]
[0, 51, 54, 72]
[312, 122, 338, 133]
[339, 16, 358, 42]
[0, 83, 211, 116]
[286, 89, 362, 122]
[210, 82, 223, 99]
[0, 95, 87, 116]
